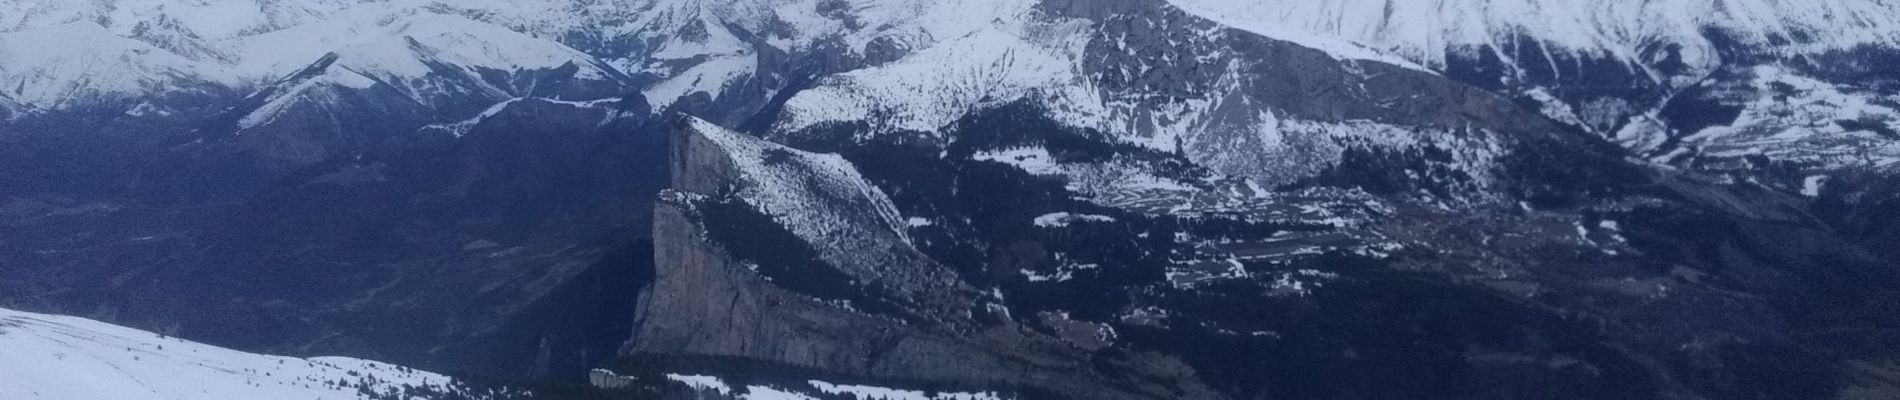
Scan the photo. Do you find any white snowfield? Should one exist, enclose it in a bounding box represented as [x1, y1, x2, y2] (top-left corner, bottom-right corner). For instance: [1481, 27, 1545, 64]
[0, 22, 234, 112]
[1168, 0, 1900, 73]
[0, 307, 482, 400]
[0, 0, 621, 113]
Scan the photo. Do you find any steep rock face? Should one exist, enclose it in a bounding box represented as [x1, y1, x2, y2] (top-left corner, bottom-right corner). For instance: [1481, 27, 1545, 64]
[639, 193, 1003, 379]
[630, 118, 1224, 400]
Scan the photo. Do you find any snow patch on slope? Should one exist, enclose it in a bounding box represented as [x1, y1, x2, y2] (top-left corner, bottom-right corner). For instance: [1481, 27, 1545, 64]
[237, 65, 382, 130]
[667, 374, 734, 395]
[970, 146, 1199, 197]
[810, 380, 1005, 400]
[418, 96, 633, 138]
[1164, 0, 1428, 71]
[644, 55, 757, 110]
[660, 373, 1004, 400]
[686, 117, 960, 294]
[1033, 212, 1117, 228]
[776, 19, 1085, 135]
[1178, 105, 1508, 198]
[1679, 65, 1900, 172]
[972, 147, 1062, 175]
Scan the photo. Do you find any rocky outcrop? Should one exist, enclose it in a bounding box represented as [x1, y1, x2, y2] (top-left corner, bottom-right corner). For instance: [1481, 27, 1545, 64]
[628, 117, 1224, 400]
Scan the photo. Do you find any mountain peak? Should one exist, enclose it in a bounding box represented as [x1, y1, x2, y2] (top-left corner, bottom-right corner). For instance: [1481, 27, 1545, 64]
[0, 21, 236, 111]
[1166, 0, 1900, 72]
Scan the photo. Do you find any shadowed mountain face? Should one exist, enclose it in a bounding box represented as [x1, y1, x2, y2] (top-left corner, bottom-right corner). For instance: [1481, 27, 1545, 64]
[2, 94, 667, 379]
[2, 0, 1898, 399]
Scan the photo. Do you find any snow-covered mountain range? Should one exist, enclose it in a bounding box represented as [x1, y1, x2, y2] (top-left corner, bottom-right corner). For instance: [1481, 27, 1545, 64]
[1156, 0, 1900, 180]
[1171, 0, 1900, 69]
[6, 0, 1893, 183]
[3, 1, 1899, 400]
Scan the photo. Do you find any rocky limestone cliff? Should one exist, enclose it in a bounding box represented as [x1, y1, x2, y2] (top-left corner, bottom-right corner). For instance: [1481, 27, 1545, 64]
[627, 117, 1225, 400]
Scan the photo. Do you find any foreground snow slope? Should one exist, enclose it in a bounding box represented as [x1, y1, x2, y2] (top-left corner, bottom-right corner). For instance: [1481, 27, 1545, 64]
[0, 307, 484, 400]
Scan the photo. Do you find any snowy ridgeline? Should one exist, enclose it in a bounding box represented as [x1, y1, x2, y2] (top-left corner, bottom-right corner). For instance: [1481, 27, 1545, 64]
[8, 0, 1899, 170]
[1167, 0, 1900, 70]
[0, 307, 514, 400]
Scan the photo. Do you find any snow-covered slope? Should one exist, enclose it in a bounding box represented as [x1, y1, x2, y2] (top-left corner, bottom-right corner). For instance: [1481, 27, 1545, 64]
[3, 1, 631, 121]
[0, 22, 235, 112]
[776, 21, 1086, 135]
[682, 117, 963, 297]
[1, 0, 355, 40]
[598, 0, 1089, 111]
[223, 10, 630, 129]
[750, 0, 1539, 205]
[1670, 66, 1900, 176]
[227, 10, 620, 84]
[1167, 0, 1900, 72]
[0, 307, 509, 400]
[1162, 0, 1899, 136]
